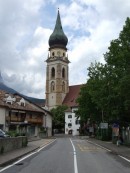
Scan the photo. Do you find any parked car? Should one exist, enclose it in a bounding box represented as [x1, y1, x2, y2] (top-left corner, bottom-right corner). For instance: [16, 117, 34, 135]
[0, 129, 10, 138]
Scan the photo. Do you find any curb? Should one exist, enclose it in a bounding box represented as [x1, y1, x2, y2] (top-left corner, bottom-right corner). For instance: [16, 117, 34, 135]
[0, 147, 39, 167]
[87, 139, 130, 161]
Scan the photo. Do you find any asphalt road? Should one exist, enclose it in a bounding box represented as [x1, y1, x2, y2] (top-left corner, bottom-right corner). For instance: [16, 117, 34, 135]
[0, 138, 130, 173]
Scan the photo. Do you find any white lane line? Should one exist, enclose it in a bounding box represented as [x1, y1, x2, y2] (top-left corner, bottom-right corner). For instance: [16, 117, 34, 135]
[70, 138, 78, 173]
[0, 151, 37, 172]
[86, 140, 111, 152]
[0, 139, 56, 173]
[118, 155, 130, 163]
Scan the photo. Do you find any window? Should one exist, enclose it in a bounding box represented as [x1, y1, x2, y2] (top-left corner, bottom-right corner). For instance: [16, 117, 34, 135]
[68, 115, 72, 119]
[52, 52, 55, 56]
[51, 81, 55, 92]
[75, 120, 80, 125]
[63, 52, 65, 56]
[21, 102, 25, 106]
[51, 67, 55, 78]
[62, 68, 65, 78]
[68, 123, 72, 128]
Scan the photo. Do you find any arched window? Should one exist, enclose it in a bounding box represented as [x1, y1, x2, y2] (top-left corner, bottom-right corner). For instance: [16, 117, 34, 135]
[62, 68, 65, 78]
[51, 67, 55, 78]
[51, 81, 55, 92]
[68, 115, 72, 119]
[62, 81, 65, 92]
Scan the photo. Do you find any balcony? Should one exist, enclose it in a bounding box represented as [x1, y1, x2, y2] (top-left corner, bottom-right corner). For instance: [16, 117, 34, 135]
[27, 118, 43, 124]
[6, 116, 43, 124]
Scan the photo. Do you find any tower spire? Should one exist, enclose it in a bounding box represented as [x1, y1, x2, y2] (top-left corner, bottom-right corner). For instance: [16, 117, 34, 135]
[49, 10, 68, 49]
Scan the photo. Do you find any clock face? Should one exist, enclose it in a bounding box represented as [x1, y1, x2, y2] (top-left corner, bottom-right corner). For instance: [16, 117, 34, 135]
[57, 51, 61, 56]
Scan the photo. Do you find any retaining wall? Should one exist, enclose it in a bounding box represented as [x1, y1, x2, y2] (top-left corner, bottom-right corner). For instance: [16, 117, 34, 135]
[0, 136, 28, 154]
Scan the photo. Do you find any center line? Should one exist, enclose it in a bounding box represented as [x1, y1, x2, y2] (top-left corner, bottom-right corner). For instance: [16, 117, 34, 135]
[70, 138, 78, 173]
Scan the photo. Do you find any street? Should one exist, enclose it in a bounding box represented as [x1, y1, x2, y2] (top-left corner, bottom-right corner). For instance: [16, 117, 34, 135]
[0, 137, 130, 173]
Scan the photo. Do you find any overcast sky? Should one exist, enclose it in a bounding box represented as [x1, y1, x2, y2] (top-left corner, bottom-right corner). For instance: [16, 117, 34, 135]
[0, 0, 130, 99]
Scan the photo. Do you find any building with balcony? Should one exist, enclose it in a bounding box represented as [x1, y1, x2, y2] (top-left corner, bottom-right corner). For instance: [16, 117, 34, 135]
[0, 90, 52, 137]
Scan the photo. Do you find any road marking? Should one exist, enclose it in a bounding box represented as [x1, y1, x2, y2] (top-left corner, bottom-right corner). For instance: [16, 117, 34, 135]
[70, 138, 78, 173]
[0, 139, 56, 173]
[86, 140, 130, 163]
[77, 144, 102, 152]
[118, 155, 130, 163]
[86, 140, 111, 152]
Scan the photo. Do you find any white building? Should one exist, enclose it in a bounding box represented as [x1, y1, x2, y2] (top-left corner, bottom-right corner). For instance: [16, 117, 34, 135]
[63, 85, 82, 136]
[65, 107, 80, 136]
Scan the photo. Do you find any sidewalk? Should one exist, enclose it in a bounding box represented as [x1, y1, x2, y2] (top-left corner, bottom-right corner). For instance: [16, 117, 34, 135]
[87, 138, 130, 160]
[0, 138, 56, 167]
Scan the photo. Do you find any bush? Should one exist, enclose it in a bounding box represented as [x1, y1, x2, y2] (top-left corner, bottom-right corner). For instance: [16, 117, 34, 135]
[7, 131, 26, 137]
[7, 131, 17, 137]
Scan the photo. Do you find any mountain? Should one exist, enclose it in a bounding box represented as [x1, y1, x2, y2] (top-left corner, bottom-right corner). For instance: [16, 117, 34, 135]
[0, 73, 45, 106]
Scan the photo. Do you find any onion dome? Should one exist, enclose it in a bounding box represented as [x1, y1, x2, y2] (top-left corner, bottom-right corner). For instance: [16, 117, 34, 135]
[49, 10, 68, 49]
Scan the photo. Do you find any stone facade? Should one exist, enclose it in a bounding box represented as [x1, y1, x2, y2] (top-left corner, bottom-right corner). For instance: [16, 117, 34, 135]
[45, 11, 70, 110]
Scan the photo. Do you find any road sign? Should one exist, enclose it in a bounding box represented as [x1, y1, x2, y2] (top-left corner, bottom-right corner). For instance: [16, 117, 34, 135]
[100, 123, 108, 129]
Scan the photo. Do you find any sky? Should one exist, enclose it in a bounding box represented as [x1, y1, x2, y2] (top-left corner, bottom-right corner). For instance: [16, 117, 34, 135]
[0, 0, 130, 99]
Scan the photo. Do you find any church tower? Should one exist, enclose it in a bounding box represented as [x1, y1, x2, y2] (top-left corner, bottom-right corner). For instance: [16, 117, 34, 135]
[45, 10, 70, 110]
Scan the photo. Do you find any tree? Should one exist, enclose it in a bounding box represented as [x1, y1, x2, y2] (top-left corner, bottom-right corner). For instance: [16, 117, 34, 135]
[77, 83, 101, 124]
[50, 105, 68, 130]
[104, 17, 130, 124]
[77, 17, 130, 126]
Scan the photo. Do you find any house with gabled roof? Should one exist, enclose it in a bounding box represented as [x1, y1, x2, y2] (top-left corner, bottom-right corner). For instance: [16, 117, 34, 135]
[0, 90, 52, 137]
[63, 85, 82, 136]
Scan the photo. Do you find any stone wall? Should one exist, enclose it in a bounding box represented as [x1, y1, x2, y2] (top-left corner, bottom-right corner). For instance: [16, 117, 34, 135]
[0, 136, 28, 154]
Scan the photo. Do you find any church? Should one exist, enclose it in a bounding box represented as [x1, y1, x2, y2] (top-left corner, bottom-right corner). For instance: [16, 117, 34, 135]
[45, 10, 82, 135]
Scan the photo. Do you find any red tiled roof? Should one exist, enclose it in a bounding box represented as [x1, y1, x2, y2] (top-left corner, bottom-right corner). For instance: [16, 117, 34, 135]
[63, 84, 82, 108]
[0, 90, 46, 113]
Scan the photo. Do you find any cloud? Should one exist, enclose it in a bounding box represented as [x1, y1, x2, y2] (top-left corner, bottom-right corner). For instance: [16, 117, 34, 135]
[0, 0, 130, 98]
[59, 0, 130, 85]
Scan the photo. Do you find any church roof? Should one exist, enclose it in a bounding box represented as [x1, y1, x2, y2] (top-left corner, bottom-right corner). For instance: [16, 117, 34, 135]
[49, 10, 68, 49]
[63, 84, 82, 108]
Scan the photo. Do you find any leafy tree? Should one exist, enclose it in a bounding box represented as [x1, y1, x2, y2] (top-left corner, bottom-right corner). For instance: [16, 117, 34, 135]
[77, 17, 130, 126]
[104, 17, 130, 124]
[50, 105, 68, 130]
[77, 83, 101, 124]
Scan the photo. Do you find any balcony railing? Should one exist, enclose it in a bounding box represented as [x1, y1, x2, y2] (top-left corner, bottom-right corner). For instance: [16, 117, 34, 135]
[6, 116, 43, 124]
